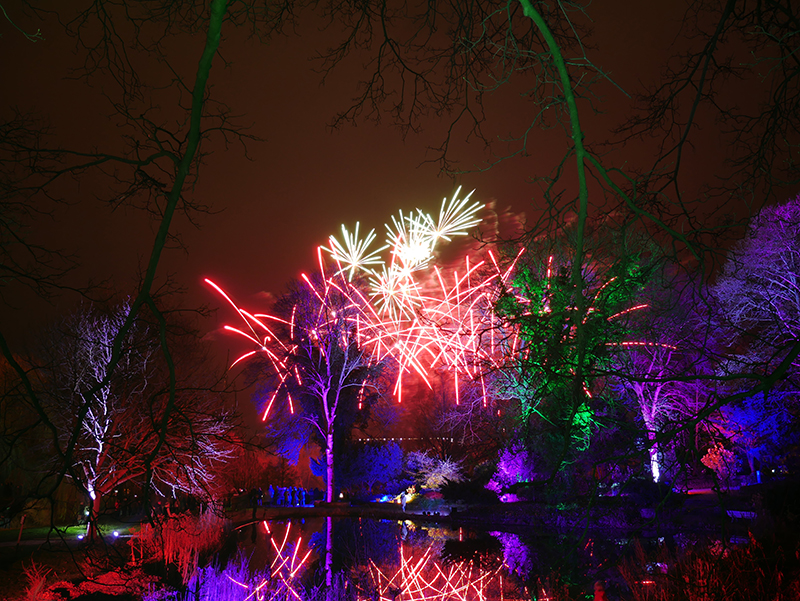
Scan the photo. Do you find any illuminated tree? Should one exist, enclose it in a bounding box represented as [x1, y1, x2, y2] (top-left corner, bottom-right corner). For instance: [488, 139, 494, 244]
[406, 450, 465, 490]
[334, 442, 405, 498]
[39, 302, 235, 536]
[491, 224, 657, 480]
[214, 274, 391, 504]
[613, 343, 686, 483]
[43, 303, 152, 524]
[714, 195, 800, 377]
[322, 0, 800, 496]
[0, 0, 244, 536]
[712, 392, 797, 477]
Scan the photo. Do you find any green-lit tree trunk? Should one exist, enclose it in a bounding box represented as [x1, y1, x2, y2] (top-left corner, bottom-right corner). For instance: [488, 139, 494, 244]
[518, 0, 591, 478]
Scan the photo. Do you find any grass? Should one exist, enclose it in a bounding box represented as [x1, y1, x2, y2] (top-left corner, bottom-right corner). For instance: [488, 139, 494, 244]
[0, 520, 135, 601]
[0, 521, 135, 544]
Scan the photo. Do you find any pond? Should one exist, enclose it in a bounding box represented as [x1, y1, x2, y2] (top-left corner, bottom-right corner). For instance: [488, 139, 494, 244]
[210, 516, 752, 600]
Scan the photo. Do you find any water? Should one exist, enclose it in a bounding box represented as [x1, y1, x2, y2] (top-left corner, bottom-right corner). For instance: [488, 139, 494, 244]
[228, 516, 697, 600]
[233, 517, 525, 599]
[136, 513, 763, 600]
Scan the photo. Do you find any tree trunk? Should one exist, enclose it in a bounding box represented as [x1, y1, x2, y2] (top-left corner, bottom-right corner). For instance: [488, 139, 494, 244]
[326, 431, 335, 503]
[647, 429, 661, 483]
[88, 491, 102, 541]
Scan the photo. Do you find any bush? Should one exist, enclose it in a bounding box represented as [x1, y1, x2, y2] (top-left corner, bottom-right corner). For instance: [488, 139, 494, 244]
[486, 443, 537, 494]
[132, 509, 229, 583]
[406, 451, 465, 491]
[441, 476, 499, 504]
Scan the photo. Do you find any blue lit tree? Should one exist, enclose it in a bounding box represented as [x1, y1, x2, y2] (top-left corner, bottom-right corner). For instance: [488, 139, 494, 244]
[250, 275, 392, 503]
[713, 392, 797, 477]
[318, 441, 405, 499]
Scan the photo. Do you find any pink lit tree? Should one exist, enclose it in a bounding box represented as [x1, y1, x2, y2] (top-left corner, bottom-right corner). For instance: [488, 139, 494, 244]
[613, 343, 687, 483]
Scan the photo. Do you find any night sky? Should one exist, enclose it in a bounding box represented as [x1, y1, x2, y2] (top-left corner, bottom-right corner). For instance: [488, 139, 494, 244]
[0, 1, 772, 360]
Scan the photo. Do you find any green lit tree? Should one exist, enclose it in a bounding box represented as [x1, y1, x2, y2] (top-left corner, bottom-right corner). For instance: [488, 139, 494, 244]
[491, 222, 658, 481]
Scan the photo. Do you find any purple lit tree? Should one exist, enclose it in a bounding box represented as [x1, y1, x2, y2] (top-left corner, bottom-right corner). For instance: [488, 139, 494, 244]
[613, 343, 689, 483]
[714, 196, 800, 377]
[609, 275, 726, 485]
[710, 196, 800, 467]
[230, 275, 392, 504]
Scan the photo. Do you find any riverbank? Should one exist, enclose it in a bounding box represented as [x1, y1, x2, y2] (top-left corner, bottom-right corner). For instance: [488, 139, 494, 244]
[228, 483, 768, 534]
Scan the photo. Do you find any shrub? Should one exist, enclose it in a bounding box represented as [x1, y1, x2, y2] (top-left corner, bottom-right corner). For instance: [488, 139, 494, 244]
[132, 509, 229, 583]
[702, 442, 742, 483]
[486, 443, 537, 494]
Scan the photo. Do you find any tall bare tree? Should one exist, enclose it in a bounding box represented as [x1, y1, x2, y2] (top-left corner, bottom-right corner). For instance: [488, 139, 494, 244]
[0, 0, 279, 530]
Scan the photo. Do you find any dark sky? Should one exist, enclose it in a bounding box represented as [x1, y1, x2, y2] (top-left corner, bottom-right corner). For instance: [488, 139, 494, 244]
[0, 1, 756, 359]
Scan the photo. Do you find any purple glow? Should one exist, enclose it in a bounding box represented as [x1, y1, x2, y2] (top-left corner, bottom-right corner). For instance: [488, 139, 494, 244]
[490, 531, 533, 578]
[487, 443, 537, 494]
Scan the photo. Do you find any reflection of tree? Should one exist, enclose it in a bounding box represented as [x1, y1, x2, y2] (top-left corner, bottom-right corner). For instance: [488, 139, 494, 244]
[491, 531, 533, 578]
[308, 516, 400, 591]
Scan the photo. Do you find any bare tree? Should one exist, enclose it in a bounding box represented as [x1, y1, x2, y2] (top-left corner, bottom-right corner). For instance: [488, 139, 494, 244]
[714, 195, 800, 376]
[0, 0, 280, 533]
[37, 301, 235, 537]
[616, 0, 800, 220]
[217, 274, 392, 504]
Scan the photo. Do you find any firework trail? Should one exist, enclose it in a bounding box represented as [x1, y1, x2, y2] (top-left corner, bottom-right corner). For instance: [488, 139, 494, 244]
[208, 187, 670, 411]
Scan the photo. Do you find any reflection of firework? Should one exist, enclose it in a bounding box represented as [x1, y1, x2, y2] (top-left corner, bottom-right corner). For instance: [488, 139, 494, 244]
[360, 543, 513, 601]
[226, 522, 312, 601]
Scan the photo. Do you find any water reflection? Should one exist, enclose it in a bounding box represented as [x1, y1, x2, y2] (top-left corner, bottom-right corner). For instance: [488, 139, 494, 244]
[232, 517, 753, 600]
[236, 517, 525, 599]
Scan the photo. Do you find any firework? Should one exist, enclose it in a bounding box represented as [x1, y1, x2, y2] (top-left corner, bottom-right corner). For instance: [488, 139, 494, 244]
[209, 189, 662, 414]
[324, 222, 387, 281]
